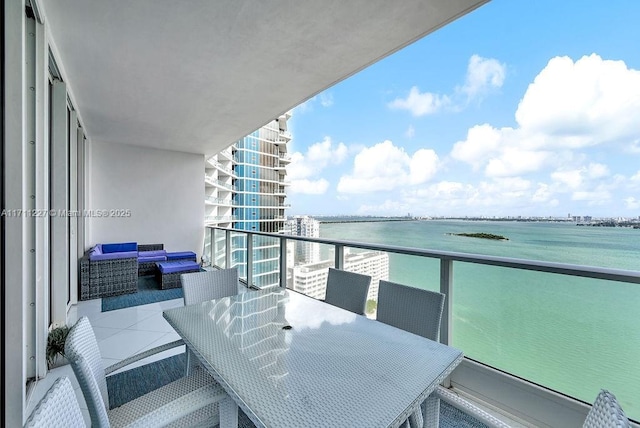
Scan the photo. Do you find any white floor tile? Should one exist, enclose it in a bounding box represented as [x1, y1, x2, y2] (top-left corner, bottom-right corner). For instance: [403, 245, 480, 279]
[89, 307, 156, 330]
[131, 312, 178, 333]
[98, 329, 167, 360]
[157, 298, 185, 310]
[92, 326, 122, 341]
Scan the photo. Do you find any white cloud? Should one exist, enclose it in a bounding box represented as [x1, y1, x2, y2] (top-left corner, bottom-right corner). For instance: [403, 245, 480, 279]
[287, 136, 347, 194]
[458, 54, 506, 99]
[451, 54, 640, 183]
[409, 149, 439, 184]
[571, 189, 610, 204]
[388, 86, 450, 117]
[357, 199, 410, 215]
[389, 55, 505, 117]
[551, 169, 583, 189]
[586, 162, 609, 179]
[289, 179, 329, 195]
[450, 124, 505, 171]
[550, 163, 611, 193]
[405, 125, 415, 138]
[485, 149, 552, 177]
[319, 93, 334, 107]
[295, 91, 334, 112]
[337, 140, 439, 193]
[400, 177, 554, 215]
[624, 197, 640, 210]
[532, 183, 556, 203]
[516, 54, 640, 147]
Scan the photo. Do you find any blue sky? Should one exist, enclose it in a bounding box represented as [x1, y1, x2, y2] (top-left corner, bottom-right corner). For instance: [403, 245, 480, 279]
[285, 1, 640, 218]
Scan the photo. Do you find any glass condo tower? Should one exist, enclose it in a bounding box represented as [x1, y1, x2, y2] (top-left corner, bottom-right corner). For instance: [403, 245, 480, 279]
[205, 113, 291, 288]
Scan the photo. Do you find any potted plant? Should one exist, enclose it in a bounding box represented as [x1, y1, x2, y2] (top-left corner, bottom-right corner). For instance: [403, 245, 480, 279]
[46, 324, 70, 369]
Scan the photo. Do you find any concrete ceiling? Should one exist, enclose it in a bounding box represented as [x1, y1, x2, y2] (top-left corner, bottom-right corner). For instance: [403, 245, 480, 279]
[38, 0, 488, 156]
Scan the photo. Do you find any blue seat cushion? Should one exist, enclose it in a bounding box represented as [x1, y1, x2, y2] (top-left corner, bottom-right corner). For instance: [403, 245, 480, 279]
[156, 260, 200, 274]
[138, 250, 167, 258]
[102, 242, 138, 253]
[166, 251, 197, 261]
[138, 255, 167, 263]
[90, 251, 138, 261]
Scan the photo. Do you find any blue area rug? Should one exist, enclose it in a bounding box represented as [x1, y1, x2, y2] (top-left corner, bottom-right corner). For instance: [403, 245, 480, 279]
[101, 275, 183, 312]
[107, 353, 187, 408]
[107, 354, 488, 427]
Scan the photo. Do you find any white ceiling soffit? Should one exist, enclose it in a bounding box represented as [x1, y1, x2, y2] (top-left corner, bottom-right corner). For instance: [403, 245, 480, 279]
[39, 0, 488, 156]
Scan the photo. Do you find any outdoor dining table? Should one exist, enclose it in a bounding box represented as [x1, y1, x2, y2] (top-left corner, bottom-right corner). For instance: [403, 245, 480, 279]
[163, 288, 463, 427]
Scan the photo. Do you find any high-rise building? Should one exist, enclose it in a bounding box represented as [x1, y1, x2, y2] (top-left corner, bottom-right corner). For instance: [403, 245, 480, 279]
[205, 113, 292, 288]
[288, 250, 390, 307]
[285, 215, 321, 264]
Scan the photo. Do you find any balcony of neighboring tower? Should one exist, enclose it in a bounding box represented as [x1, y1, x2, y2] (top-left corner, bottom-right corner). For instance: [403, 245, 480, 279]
[207, 159, 236, 177]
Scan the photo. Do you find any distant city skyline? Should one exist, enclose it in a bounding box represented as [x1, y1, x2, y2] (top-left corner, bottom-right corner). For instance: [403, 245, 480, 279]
[285, 1, 640, 218]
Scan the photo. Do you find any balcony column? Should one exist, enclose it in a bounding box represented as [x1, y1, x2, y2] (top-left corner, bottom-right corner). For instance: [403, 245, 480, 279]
[279, 237, 287, 288]
[335, 244, 344, 270]
[225, 228, 231, 268]
[439, 258, 453, 345]
[247, 232, 253, 287]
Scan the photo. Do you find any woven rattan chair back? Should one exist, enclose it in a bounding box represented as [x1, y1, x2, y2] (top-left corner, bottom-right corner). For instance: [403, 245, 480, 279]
[65, 317, 111, 428]
[24, 376, 86, 428]
[324, 268, 372, 315]
[181, 268, 239, 306]
[376, 280, 445, 342]
[583, 389, 630, 428]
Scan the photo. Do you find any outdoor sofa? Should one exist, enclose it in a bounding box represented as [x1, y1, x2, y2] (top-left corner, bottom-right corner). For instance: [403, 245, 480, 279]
[80, 242, 199, 300]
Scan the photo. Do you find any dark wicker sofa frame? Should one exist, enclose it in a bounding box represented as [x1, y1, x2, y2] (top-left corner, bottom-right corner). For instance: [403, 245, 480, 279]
[137, 243, 164, 276]
[79, 254, 137, 301]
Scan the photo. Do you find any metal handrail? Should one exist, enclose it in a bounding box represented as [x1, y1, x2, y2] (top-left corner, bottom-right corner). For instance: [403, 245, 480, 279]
[208, 226, 640, 284]
[207, 225, 640, 347]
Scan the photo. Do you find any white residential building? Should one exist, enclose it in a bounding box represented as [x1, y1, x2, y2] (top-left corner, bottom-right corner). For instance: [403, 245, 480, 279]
[285, 215, 321, 265]
[288, 250, 389, 304]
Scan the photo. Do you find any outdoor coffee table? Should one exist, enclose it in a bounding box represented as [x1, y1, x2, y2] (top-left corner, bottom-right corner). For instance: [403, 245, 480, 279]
[163, 288, 463, 427]
[155, 260, 201, 289]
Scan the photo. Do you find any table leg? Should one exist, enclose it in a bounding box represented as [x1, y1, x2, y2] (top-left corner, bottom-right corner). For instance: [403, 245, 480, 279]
[219, 396, 239, 428]
[421, 395, 440, 428]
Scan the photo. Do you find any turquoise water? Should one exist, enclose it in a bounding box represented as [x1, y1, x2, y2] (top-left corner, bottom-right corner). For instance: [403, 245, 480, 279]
[320, 220, 640, 420]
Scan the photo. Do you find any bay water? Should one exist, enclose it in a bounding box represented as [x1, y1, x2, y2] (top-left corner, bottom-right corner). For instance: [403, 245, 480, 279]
[320, 220, 640, 419]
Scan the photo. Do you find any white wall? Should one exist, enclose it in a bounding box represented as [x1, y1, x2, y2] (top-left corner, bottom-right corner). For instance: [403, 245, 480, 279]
[87, 141, 204, 258]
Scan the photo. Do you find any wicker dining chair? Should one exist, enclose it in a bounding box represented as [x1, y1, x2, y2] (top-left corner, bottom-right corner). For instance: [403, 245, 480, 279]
[181, 268, 240, 374]
[583, 389, 630, 428]
[65, 317, 227, 428]
[324, 268, 372, 315]
[181, 268, 240, 306]
[24, 377, 86, 428]
[376, 279, 445, 342]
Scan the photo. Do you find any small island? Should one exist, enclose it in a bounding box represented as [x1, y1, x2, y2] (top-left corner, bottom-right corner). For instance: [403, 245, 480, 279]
[448, 232, 509, 241]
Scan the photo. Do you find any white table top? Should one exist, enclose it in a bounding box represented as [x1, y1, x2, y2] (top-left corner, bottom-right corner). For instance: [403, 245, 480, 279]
[163, 288, 462, 428]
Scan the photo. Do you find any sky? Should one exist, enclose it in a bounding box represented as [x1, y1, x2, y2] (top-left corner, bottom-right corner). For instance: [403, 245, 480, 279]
[284, 1, 640, 218]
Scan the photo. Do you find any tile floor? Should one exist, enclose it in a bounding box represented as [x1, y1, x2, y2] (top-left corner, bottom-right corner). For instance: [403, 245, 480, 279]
[26, 296, 186, 425]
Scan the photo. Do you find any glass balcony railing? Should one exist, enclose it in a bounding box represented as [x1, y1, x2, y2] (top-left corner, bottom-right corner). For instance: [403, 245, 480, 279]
[205, 225, 640, 421]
